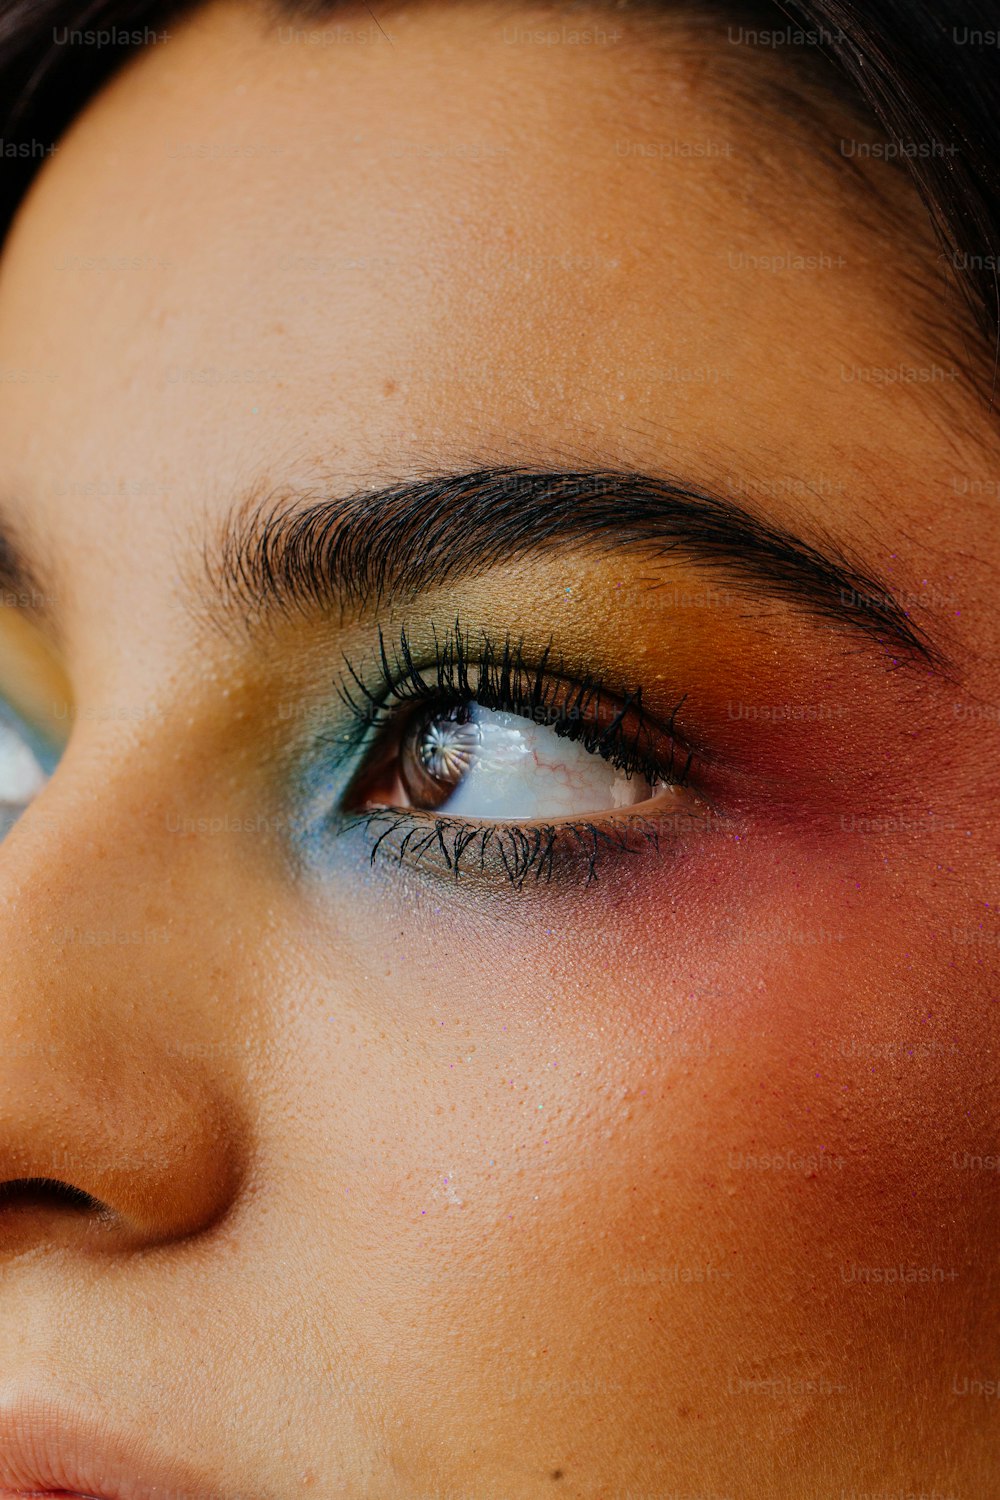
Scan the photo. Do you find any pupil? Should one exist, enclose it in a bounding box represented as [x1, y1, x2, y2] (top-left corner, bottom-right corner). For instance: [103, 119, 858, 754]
[417, 704, 481, 785]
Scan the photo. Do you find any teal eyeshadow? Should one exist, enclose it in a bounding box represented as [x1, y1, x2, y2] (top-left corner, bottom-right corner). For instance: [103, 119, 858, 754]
[285, 710, 377, 868]
[0, 696, 61, 776]
[0, 697, 61, 839]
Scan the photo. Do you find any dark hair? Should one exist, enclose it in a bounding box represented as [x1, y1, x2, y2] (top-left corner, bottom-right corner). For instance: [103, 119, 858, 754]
[0, 0, 998, 359]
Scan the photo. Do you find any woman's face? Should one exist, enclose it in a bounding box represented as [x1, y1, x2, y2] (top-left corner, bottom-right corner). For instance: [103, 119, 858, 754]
[0, 3, 997, 1495]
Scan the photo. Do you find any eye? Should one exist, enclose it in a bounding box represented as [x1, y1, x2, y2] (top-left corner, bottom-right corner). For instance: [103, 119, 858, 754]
[329, 625, 707, 888]
[370, 700, 664, 820]
[0, 704, 49, 837]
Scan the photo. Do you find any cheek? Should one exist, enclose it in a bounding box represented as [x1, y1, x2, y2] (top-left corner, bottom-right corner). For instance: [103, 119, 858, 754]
[283, 832, 992, 1240]
[269, 840, 993, 1472]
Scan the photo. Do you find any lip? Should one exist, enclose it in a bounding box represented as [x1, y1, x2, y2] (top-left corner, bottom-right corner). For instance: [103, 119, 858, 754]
[0, 1394, 241, 1500]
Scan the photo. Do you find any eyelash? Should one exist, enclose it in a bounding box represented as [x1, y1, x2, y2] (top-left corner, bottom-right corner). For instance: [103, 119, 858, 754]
[325, 620, 701, 890]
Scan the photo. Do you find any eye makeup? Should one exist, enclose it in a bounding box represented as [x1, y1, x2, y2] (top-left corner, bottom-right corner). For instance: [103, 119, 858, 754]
[0, 607, 70, 760]
[297, 615, 723, 892]
[0, 693, 61, 840]
[274, 550, 944, 902]
[0, 612, 68, 832]
[336, 620, 693, 788]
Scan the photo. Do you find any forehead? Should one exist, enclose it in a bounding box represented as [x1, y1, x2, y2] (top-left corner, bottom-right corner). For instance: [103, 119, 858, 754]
[0, 0, 996, 664]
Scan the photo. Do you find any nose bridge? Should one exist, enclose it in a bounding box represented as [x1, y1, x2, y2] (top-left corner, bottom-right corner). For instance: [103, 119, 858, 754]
[0, 736, 253, 1250]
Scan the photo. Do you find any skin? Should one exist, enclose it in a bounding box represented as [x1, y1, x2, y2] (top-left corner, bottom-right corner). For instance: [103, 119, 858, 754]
[0, 2, 998, 1495]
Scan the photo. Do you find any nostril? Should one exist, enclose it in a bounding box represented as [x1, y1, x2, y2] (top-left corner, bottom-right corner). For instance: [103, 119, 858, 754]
[0, 1056, 248, 1247]
[0, 1176, 106, 1213]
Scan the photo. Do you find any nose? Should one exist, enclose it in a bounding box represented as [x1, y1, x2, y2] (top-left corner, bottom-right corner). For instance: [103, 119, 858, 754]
[0, 751, 250, 1256]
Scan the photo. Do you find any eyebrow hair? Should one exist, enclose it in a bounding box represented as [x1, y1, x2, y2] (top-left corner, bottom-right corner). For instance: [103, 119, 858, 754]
[0, 512, 46, 614]
[0, 527, 23, 595]
[207, 467, 944, 668]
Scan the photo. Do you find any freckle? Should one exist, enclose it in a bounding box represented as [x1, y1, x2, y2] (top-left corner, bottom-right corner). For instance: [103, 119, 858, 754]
[382, 377, 398, 396]
[550, 1470, 564, 1480]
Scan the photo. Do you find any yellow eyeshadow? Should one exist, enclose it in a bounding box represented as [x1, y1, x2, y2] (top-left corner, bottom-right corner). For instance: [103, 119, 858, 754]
[0, 606, 72, 743]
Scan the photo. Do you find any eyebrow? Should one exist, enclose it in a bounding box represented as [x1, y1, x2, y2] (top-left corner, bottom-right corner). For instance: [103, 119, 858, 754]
[0, 518, 46, 615]
[206, 466, 943, 668]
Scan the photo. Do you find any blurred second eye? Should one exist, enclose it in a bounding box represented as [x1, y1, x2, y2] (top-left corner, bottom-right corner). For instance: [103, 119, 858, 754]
[0, 707, 48, 837]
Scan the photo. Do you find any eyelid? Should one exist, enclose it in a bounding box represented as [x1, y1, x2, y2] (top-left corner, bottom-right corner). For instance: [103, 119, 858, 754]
[333, 620, 694, 763]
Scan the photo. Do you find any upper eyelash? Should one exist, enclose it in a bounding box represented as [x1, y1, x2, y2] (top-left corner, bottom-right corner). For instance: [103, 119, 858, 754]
[332, 617, 694, 790]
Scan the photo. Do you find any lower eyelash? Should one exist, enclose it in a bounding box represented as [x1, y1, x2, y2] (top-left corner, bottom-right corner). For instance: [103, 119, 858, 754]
[337, 800, 709, 890]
